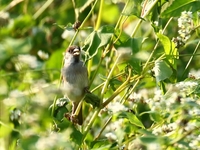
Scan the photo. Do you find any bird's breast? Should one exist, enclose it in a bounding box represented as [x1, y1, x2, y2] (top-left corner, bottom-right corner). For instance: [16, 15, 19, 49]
[62, 62, 88, 102]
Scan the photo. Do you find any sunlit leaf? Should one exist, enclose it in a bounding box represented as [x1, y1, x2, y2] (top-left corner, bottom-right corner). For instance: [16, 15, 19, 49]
[140, 111, 163, 122]
[102, 4, 120, 23]
[91, 139, 111, 149]
[122, 0, 142, 18]
[117, 112, 145, 128]
[162, 0, 199, 17]
[149, 112, 163, 122]
[54, 22, 73, 30]
[153, 60, 173, 82]
[157, 33, 178, 69]
[11, 15, 34, 34]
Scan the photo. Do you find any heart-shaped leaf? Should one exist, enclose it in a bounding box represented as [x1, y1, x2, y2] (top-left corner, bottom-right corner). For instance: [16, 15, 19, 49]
[153, 60, 173, 82]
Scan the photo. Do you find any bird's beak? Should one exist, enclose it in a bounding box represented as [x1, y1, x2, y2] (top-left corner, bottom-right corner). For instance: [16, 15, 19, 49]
[73, 48, 80, 56]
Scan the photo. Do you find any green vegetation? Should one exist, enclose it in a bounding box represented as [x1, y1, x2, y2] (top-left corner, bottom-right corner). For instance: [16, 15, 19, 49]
[0, 0, 200, 149]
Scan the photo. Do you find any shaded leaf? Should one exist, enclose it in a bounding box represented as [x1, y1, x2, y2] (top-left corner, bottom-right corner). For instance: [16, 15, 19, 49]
[98, 26, 114, 48]
[113, 29, 130, 46]
[70, 128, 83, 145]
[115, 36, 144, 53]
[140, 136, 158, 144]
[140, 111, 163, 122]
[84, 91, 100, 108]
[83, 31, 100, 59]
[82, 25, 114, 59]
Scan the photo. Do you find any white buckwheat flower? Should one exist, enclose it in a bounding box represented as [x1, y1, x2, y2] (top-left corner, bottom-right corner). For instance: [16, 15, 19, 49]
[173, 11, 193, 47]
[107, 102, 128, 113]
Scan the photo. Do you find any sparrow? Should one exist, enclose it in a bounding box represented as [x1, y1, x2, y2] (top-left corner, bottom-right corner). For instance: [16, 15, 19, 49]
[62, 45, 88, 125]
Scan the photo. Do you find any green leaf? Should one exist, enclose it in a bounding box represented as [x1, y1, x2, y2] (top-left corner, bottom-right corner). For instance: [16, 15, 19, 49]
[74, 0, 88, 8]
[46, 49, 63, 69]
[117, 112, 145, 128]
[91, 139, 111, 149]
[140, 111, 163, 122]
[150, 112, 163, 122]
[21, 135, 40, 150]
[82, 25, 114, 59]
[70, 129, 83, 145]
[153, 60, 173, 82]
[83, 31, 100, 59]
[162, 0, 199, 17]
[97, 26, 114, 48]
[159, 81, 167, 94]
[102, 3, 120, 23]
[122, 0, 142, 18]
[115, 36, 144, 54]
[140, 136, 158, 144]
[157, 33, 171, 54]
[157, 33, 178, 69]
[113, 29, 130, 46]
[12, 15, 34, 33]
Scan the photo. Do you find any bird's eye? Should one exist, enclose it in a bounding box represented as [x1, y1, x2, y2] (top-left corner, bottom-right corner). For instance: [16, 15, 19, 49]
[68, 49, 73, 53]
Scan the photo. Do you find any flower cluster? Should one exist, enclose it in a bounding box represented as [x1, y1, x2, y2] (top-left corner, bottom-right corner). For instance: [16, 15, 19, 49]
[173, 11, 193, 47]
[13, 54, 39, 71]
[152, 122, 177, 135]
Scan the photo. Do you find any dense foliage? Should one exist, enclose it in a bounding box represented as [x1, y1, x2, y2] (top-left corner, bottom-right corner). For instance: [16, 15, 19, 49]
[0, 0, 200, 149]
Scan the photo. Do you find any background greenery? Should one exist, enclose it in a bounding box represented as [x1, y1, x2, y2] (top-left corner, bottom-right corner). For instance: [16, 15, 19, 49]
[0, 0, 200, 149]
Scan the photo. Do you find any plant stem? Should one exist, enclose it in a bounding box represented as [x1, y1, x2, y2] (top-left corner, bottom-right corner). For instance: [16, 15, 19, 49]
[102, 67, 132, 107]
[82, 67, 132, 144]
[89, 0, 129, 90]
[114, 0, 129, 30]
[82, 109, 100, 141]
[95, 0, 103, 30]
[89, 55, 103, 87]
[142, 17, 173, 74]
[80, 0, 99, 30]
[33, 0, 54, 19]
[131, 0, 159, 38]
[182, 40, 200, 78]
[131, 19, 143, 38]
[94, 116, 112, 140]
[69, 31, 79, 47]
[100, 55, 120, 98]
[69, 0, 99, 47]
[87, 59, 93, 79]
[1, 0, 24, 13]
